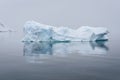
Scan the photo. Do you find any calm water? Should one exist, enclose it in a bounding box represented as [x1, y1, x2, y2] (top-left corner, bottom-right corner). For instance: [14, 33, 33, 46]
[0, 0, 120, 80]
[0, 31, 119, 80]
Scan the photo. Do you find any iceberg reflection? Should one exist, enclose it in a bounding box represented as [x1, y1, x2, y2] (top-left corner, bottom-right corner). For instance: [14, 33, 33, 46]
[23, 41, 108, 63]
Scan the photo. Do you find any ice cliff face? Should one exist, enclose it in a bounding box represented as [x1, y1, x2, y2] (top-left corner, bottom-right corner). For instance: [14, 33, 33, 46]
[23, 21, 109, 42]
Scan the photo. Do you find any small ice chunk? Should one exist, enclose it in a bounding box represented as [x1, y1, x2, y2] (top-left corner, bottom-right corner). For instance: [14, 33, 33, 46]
[0, 22, 13, 32]
[23, 21, 109, 41]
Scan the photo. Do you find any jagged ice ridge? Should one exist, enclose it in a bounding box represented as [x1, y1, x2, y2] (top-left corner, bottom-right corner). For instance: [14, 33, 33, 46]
[22, 21, 109, 42]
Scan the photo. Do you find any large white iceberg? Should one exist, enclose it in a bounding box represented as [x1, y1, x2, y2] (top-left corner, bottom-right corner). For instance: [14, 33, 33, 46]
[23, 21, 109, 41]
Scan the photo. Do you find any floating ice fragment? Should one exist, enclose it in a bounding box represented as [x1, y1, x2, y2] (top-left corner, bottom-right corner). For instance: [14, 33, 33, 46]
[0, 22, 14, 32]
[23, 21, 109, 41]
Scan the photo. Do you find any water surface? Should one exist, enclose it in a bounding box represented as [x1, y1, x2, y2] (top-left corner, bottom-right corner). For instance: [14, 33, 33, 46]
[0, 0, 120, 80]
[0, 32, 119, 80]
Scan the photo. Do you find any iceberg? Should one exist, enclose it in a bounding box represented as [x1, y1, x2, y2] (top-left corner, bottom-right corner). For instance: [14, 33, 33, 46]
[23, 21, 109, 41]
[0, 22, 13, 32]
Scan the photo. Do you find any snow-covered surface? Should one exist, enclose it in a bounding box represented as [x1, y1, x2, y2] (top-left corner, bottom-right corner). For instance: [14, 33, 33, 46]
[23, 21, 109, 41]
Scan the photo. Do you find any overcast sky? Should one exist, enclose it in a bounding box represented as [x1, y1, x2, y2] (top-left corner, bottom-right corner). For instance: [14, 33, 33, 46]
[0, 0, 119, 35]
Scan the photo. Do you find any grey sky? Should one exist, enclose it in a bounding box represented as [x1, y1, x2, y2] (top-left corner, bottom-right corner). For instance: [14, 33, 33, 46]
[0, 0, 119, 35]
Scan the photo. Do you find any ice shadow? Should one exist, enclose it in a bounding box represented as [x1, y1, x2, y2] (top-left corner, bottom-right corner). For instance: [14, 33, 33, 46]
[23, 41, 109, 63]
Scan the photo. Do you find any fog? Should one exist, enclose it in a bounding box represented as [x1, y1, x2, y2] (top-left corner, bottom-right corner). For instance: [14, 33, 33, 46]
[0, 1, 120, 80]
[0, 0, 119, 31]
